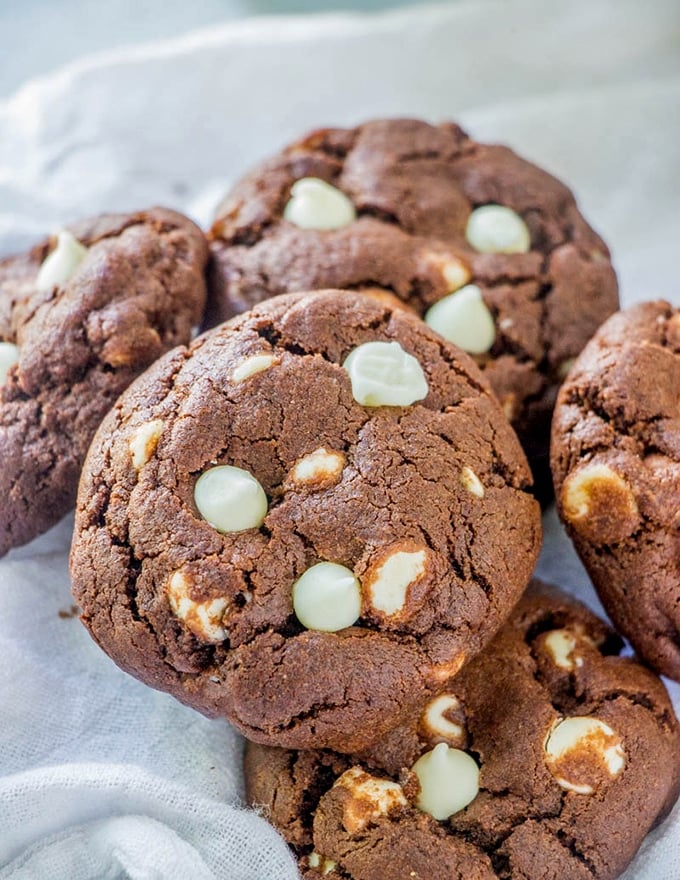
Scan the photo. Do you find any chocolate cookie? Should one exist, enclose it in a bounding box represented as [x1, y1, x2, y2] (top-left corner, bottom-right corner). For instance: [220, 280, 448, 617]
[0, 208, 208, 557]
[552, 300, 680, 681]
[70, 289, 541, 751]
[207, 118, 619, 497]
[245, 583, 680, 880]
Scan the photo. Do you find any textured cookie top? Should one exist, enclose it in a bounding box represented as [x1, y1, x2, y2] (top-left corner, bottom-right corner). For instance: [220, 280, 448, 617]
[0, 208, 208, 556]
[208, 118, 619, 484]
[552, 300, 680, 680]
[245, 583, 680, 880]
[71, 289, 540, 751]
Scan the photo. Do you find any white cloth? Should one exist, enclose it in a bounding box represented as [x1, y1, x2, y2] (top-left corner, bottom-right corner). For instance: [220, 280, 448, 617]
[0, 1, 679, 877]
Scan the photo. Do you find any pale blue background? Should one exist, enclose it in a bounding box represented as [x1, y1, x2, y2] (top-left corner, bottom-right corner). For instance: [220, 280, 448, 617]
[0, 0, 430, 98]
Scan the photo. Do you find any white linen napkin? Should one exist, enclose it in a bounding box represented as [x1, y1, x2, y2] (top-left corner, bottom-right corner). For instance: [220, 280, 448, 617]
[0, 1, 679, 876]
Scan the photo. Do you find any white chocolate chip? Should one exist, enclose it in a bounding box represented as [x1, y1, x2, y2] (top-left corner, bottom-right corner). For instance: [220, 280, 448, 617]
[308, 853, 337, 875]
[167, 570, 228, 642]
[465, 205, 531, 254]
[544, 716, 626, 794]
[283, 177, 356, 230]
[561, 462, 639, 543]
[411, 743, 479, 820]
[0, 341, 19, 386]
[422, 694, 466, 746]
[343, 341, 428, 407]
[424, 285, 496, 355]
[365, 549, 427, 618]
[358, 287, 412, 314]
[289, 448, 346, 486]
[441, 258, 471, 292]
[336, 767, 407, 834]
[544, 629, 583, 671]
[424, 252, 471, 293]
[194, 465, 268, 533]
[36, 230, 89, 293]
[459, 466, 484, 498]
[129, 419, 164, 471]
[232, 353, 278, 383]
[562, 463, 621, 520]
[292, 562, 361, 632]
[429, 651, 467, 684]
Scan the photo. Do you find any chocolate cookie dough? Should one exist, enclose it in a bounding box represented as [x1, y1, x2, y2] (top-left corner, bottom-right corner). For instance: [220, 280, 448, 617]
[71, 289, 541, 751]
[208, 118, 619, 496]
[245, 583, 680, 880]
[0, 209, 208, 557]
[552, 300, 680, 681]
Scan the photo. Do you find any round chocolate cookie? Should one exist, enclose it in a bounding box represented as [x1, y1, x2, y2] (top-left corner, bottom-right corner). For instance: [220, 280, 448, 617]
[245, 582, 680, 880]
[552, 300, 680, 681]
[208, 118, 619, 497]
[71, 289, 541, 751]
[0, 209, 208, 557]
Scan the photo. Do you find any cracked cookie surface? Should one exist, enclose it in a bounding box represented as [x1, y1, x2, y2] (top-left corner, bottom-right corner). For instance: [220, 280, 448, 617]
[552, 300, 680, 681]
[0, 208, 208, 557]
[70, 289, 540, 751]
[208, 118, 619, 498]
[245, 582, 680, 880]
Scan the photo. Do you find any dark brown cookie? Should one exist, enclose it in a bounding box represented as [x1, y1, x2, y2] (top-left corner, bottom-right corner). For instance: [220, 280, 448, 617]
[0, 208, 208, 557]
[207, 118, 619, 498]
[552, 300, 680, 681]
[245, 583, 680, 880]
[70, 289, 541, 751]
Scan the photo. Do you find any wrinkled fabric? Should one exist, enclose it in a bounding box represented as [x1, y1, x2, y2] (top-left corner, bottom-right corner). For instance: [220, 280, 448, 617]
[0, 1, 678, 877]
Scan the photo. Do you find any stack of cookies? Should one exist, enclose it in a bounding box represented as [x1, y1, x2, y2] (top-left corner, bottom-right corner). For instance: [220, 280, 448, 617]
[1, 119, 678, 879]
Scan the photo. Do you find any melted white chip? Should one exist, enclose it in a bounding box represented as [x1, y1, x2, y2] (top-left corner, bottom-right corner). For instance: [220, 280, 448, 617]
[544, 629, 583, 671]
[422, 694, 466, 745]
[290, 448, 346, 485]
[424, 251, 471, 293]
[425, 285, 496, 355]
[343, 340, 428, 407]
[412, 743, 479, 820]
[465, 205, 531, 254]
[0, 341, 19, 386]
[36, 230, 89, 292]
[336, 767, 408, 833]
[232, 354, 277, 383]
[292, 562, 361, 632]
[167, 570, 229, 642]
[459, 466, 485, 498]
[429, 651, 467, 684]
[194, 465, 268, 533]
[283, 177, 356, 230]
[561, 462, 637, 527]
[308, 853, 337, 875]
[544, 716, 626, 794]
[441, 257, 471, 293]
[129, 419, 164, 471]
[367, 549, 427, 616]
